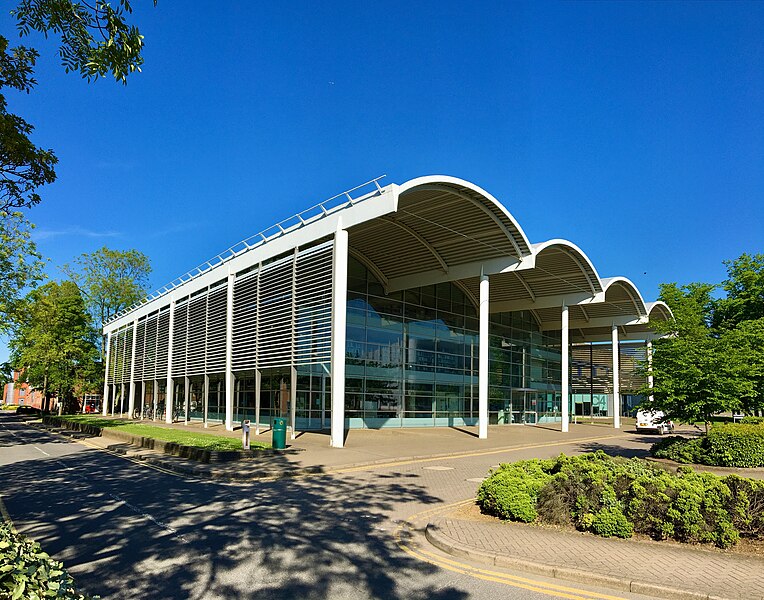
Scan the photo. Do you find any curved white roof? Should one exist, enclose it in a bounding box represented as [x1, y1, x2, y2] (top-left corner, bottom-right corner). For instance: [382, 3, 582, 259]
[105, 174, 671, 339]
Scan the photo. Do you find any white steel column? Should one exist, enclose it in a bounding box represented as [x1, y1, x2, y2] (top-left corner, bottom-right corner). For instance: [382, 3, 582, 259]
[203, 374, 209, 428]
[224, 272, 235, 430]
[165, 299, 176, 424]
[290, 366, 297, 440]
[153, 379, 159, 420]
[102, 331, 112, 416]
[647, 340, 654, 403]
[184, 376, 190, 424]
[140, 381, 146, 419]
[254, 369, 261, 435]
[120, 383, 125, 415]
[111, 384, 116, 416]
[478, 273, 489, 440]
[561, 304, 570, 433]
[128, 320, 138, 418]
[330, 226, 348, 448]
[612, 324, 621, 429]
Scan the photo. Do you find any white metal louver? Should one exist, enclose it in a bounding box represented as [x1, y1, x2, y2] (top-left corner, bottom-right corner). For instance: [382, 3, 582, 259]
[205, 283, 227, 373]
[231, 241, 333, 372]
[154, 308, 170, 378]
[134, 320, 145, 381]
[186, 293, 207, 376]
[171, 301, 189, 377]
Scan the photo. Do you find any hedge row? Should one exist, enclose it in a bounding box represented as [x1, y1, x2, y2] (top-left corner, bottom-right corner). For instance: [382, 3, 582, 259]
[0, 522, 95, 599]
[476, 452, 764, 548]
[652, 422, 764, 468]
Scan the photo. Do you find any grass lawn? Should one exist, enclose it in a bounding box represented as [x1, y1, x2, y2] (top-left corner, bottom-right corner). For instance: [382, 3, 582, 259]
[56, 415, 270, 451]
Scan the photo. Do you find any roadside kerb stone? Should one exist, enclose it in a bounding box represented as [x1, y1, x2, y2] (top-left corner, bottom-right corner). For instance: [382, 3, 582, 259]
[425, 515, 762, 600]
[37, 416, 303, 463]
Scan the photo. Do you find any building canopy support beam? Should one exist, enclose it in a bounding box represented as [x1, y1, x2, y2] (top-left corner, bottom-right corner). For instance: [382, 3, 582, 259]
[612, 323, 621, 429]
[479, 273, 489, 439]
[561, 304, 570, 433]
[330, 227, 348, 448]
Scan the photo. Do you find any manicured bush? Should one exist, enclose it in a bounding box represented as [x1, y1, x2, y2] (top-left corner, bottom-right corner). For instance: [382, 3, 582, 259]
[591, 507, 633, 538]
[477, 452, 764, 548]
[0, 522, 96, 599]
[650, 423, 764, 468]
[740, 416, 764, 425]
[476, 460, 552, 522]
[704, 423, 764, 468]
[651, 436, 704, 464]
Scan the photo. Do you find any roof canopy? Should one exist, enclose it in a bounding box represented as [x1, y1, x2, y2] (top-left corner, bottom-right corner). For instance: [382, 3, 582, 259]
[105, 174, 672, 341]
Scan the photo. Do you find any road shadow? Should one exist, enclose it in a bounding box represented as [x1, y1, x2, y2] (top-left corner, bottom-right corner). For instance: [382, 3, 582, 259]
[1, 430, 467, 600]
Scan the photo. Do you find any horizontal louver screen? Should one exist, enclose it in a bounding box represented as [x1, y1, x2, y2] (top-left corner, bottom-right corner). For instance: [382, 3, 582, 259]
[106, 240, 333, 384]
[171, 302, 189, 377]
[206, 286, 227, 373]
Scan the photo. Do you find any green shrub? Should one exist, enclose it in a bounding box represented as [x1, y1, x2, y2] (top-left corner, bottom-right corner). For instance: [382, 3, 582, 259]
[590, 507, 633, 538]
[476, 460, 552, 522]
[740, 416, 764, 425]
[651, 436, 704, 464]
[0, 522, 96, 599]
[704, 423, 764, 468]
[477, 452, 764, 549]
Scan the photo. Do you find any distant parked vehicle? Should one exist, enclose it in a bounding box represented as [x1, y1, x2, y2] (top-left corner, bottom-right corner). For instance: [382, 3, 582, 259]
[15, 405, 42, 416]
[635, 409, 674, 435]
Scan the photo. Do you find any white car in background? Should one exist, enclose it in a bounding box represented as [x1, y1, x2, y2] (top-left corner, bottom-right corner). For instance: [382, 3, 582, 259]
[635, 409, 675, 435]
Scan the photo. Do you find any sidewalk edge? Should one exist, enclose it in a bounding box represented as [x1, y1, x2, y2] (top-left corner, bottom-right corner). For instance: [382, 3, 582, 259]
[424, 521, 730, 600]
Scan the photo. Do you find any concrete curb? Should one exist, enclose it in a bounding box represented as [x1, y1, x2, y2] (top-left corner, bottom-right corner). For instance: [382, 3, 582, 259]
[424, 520, 734, 600]
[38, 416, 305, 463]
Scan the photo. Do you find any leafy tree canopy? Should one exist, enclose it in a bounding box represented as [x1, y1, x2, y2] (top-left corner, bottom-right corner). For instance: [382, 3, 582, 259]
[9, 280, 99, 410]
[714, 253, 764, 329]
[2, 0, 153, 211]
[640, 256, 764, 426]
[0, 210, 45, 331]
[62, 246, 151, 352]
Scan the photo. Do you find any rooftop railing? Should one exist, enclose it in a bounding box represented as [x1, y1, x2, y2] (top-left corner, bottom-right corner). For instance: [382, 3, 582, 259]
[104, 175, 388, 326]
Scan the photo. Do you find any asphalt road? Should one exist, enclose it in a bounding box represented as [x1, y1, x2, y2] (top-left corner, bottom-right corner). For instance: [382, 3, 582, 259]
[0, 415, 658, 600]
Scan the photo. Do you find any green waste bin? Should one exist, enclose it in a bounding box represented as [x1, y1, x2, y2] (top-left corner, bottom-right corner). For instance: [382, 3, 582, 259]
[272, 417, 287, 450]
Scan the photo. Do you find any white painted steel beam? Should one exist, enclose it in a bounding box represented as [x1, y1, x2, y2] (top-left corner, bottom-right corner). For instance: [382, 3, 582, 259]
[225, 273, 235, 431]
[128, 320, 138, 418]
[102, 331, 112, 416]
[561, 304, 570, 433]
[255, 369, 261, 435]
[165, 299, 176, 424]
[647, 340, 654, 403]
[492, 291, 605, 315]
[386, 256, 527, 293]
[330, 227, 348, 448]
[479, 274, 489, 439]
[612, 324, 621, 429]
[290, 366, 297, 440]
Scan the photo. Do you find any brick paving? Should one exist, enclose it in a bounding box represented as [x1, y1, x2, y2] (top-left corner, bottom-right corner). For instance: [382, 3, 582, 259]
[431, 514, 764, 600]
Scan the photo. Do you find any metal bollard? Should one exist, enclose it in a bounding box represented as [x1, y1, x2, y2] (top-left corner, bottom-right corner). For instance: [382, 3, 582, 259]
[242, 419, 251, 450]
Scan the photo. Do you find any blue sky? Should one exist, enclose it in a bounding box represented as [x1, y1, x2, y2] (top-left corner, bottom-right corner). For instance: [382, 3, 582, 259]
[2, 1, 763, 359]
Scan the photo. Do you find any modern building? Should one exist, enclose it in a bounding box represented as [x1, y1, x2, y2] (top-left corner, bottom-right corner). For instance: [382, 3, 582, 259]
[102, 176, 671, 448]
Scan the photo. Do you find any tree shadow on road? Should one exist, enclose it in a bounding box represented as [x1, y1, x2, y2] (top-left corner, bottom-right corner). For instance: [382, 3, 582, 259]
[2, 444, 468, 600]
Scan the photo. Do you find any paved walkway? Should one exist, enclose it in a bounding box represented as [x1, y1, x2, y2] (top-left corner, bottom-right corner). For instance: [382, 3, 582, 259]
[427, 509, 764, 600]
[14, 413, 764, 599]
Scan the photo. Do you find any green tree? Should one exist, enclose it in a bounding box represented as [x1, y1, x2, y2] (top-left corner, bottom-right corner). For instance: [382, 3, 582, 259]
[640, 283, 730, 430]
[2, 1, 154, 211]
[62, 246, 151, 356]
[713, 253, 764, 329]
[0, 1, 154, 330]
[9, 281, 98, 412]
[0, 211, 45, 331]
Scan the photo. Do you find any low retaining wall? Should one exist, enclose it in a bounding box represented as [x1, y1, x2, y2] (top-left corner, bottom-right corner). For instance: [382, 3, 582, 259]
[41, 416, 295, 463]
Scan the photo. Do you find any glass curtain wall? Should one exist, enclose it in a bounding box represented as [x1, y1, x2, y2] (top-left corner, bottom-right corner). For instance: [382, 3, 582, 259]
[346, 256, 563, 428]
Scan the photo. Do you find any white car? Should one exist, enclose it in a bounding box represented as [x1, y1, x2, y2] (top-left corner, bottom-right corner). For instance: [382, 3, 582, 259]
[635, 409, 675, 435]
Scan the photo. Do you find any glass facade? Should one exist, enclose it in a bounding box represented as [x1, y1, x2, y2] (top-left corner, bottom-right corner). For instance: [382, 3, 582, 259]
[342, 256, 563, 428]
